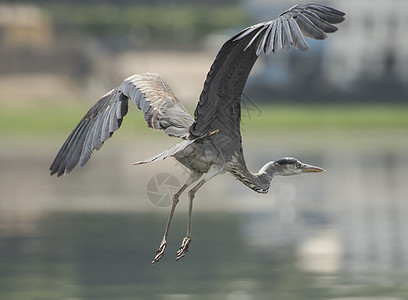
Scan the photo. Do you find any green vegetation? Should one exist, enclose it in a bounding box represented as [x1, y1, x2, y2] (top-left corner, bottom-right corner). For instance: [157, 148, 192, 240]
[242, 105, 408, 130]
[1, 103, 408, 137]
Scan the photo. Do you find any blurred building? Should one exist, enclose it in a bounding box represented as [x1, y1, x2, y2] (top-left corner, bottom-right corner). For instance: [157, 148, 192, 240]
[0, 4, 53, 48]
[1, 1, 407, 102]
[326, 0, 408, 85]
[244, 0, 408, 103]
[0, 3, 91, 89]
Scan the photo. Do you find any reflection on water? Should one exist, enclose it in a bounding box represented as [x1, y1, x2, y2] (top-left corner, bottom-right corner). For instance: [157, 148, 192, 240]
[1, 132, 408, 299]
[0, 212, 407, 299]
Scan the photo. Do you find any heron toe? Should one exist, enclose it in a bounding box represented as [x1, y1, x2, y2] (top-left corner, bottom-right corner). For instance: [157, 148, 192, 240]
[152, 240, 167, 264]
[176, 237, 191, 261]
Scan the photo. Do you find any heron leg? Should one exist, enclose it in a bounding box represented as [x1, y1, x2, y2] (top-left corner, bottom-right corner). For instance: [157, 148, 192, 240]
[176, 179, 206, 261]
[152, 184, 187, 264]
[152, 171, 202, 264]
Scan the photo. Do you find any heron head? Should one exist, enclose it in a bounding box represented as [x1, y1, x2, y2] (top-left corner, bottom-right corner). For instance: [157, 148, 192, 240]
[274, 157, 325, 176]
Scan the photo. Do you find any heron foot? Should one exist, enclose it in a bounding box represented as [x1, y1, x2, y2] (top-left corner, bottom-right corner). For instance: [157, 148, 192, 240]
[152, 239, 167, 264]
[176, 237, 191, 261]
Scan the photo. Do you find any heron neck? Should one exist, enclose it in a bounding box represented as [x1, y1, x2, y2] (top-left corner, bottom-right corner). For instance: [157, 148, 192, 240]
[230, 161, 278, 194]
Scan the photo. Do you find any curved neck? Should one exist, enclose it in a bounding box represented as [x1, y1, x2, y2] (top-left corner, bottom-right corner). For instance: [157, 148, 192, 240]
[230, 161, 279, 194]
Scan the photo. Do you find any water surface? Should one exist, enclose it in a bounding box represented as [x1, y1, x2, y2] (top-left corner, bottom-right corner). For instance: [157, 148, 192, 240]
[1, 132, 408, 299]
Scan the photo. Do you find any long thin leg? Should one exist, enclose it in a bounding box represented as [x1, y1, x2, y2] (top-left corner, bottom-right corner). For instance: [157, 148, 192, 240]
[152, 171, 202, 264]
[176, 179, 206, 261]
[175, 165, 222, 261]
[152, 184, 187, 264]
[187, 180, 206, 239]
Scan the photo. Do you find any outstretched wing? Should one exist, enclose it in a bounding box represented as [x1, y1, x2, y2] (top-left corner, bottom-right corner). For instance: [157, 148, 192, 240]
[50, 73, 194, 176]
[190, 4, 345, 156]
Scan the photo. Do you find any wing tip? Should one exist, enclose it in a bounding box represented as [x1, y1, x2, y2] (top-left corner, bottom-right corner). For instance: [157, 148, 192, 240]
[133, 161, 149, 165]
[50, 168, 66, 177]
[50, 164, 62, 177]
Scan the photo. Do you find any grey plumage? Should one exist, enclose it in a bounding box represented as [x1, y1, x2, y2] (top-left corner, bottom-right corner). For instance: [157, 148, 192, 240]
[50, 4, 344, 262]
[50, 73, 193, 176]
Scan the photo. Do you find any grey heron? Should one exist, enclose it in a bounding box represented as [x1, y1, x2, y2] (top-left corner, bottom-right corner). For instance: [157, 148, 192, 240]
[50, 4, 344, 263]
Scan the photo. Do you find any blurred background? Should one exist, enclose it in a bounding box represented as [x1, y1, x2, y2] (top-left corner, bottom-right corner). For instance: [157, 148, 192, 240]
[1, 0, 408, 299]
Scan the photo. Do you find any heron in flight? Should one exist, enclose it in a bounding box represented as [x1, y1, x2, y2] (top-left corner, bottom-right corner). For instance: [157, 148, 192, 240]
[50, 4, 344, 263]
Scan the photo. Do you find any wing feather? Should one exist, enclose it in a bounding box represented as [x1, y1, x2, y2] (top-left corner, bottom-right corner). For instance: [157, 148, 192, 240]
[308, 4, 346, 24]
[244, 26, 267, 52]
[273, 20, 283, 52]
[50, 73, 193, 176]
[80, 117, 98, 167]
[281, 20, 292, 51]
[288, 18, 309, 51]
[256, 21, 273, 56]
[296, 14, 327, 39]
[302, 10, 339, 33]
[265, 20, 277, 55]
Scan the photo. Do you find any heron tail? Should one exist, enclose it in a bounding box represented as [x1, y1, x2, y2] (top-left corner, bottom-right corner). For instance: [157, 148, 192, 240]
[133, 140, 193, 165]
[133, 129, 219, 165]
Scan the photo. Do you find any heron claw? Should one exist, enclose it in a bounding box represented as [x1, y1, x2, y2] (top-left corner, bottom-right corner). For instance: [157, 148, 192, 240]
[176, 237, 191, 261]
[152, 240, 167, 264]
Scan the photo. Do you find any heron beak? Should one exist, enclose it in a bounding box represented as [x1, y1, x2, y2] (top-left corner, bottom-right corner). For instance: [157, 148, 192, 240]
[301, 164, 325, 173]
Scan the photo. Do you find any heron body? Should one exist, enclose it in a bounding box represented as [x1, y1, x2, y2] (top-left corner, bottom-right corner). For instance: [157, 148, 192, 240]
[50, 4, 345, 263]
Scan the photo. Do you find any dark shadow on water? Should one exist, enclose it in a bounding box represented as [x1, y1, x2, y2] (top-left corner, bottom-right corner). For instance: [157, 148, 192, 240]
[0, 212, 326, 299]
[1, 212, 407, 299]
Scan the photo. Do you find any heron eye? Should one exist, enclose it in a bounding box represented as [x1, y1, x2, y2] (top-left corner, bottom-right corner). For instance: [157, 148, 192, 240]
[296, 162, 302, 168]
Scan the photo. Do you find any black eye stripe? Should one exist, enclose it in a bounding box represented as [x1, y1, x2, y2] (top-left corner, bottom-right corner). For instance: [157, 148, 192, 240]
[276, 158, 297, 165]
